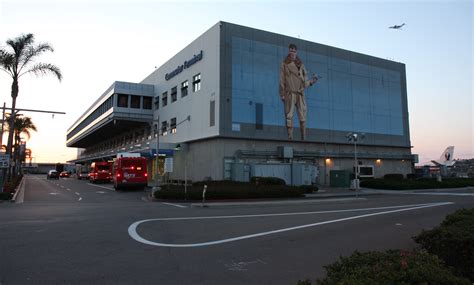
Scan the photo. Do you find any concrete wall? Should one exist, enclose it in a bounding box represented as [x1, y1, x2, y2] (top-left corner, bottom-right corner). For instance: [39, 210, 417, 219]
[168, 137, 413, 184]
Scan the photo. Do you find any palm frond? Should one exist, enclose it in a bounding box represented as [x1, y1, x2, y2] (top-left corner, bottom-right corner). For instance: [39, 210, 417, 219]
[0, 50, 15, 76]
[19, 43, 54, 74]
[21, 62, 62, 81]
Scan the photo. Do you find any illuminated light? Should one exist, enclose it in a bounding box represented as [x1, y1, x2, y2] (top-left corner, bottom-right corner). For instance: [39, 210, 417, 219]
[144, 173, 148, 177]
[376, 159, 382, 163]
[117, 173, 121, 177]
[131, 166, 135, 170]
[325, 158, 331, 163]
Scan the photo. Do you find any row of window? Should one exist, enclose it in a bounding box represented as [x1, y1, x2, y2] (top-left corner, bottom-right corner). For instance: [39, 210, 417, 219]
[155, 73, 201, 109]
[67, 96, 114, 140]
[117, 94, 152, 109]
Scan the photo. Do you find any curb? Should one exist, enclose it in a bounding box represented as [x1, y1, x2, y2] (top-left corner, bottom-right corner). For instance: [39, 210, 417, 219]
[11, 176, 25, 203]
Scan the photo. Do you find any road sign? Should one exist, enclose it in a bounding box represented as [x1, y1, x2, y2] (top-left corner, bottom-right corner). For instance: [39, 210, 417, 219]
[0, 154, 10, 168]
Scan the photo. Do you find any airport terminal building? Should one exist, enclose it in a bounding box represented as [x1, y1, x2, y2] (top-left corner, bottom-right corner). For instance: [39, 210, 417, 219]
[66, 22, 416, 186]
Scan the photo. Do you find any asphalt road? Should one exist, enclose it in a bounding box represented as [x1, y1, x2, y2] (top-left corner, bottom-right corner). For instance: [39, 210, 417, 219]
[1, 174, 473, 284]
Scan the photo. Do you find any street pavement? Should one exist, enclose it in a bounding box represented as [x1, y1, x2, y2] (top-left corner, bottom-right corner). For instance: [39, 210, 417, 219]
[1, 174, 473, 284]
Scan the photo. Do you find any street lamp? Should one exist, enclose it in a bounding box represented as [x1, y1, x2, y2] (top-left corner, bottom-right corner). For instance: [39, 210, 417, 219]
[346, 132, 365, 191]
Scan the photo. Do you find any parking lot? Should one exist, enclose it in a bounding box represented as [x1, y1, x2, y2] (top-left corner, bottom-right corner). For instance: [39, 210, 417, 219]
[1, 174, 473, 284]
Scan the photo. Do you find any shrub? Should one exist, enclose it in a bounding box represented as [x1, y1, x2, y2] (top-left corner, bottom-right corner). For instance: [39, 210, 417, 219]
[315, 250, 470, 285]
[299, 185, 319, 193]
[0, 192, 12, 201]
[360, 178, 474, 190]
[251, 176, 286, 186]
[406, 173, 417, 180]
[383, 173, 404, 180]
[154, 183, 304, 200]
[414, 208, 474, 281]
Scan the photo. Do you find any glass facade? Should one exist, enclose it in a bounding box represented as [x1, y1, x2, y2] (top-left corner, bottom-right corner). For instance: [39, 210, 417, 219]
[231, 36, 404, 136]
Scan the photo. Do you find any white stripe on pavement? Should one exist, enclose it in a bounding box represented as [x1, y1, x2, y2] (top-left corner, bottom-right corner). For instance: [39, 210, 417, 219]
[87, 183, 115, 191]
[162, 202, 187, 208]
[128, 202, 453, 248]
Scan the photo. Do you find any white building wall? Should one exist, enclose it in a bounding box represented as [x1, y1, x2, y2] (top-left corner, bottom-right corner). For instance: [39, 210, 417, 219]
[140, 23, 221, 144]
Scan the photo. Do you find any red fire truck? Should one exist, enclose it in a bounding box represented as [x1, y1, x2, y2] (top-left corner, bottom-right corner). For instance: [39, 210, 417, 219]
[112, 153, 148, 190]
[89, 161, 112, 183]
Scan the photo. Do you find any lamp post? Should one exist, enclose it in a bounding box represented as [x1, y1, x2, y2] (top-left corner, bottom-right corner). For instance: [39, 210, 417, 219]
[346, 132, 365, 192]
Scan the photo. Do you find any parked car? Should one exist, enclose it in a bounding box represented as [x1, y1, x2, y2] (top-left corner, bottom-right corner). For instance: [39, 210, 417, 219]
[59, 171, 70, 178]
[47, 170, 59, 180]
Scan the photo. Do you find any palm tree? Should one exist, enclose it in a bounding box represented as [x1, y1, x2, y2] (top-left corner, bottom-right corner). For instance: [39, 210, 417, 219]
[0, 33, 62, 179]
[5, 114, 37, 167]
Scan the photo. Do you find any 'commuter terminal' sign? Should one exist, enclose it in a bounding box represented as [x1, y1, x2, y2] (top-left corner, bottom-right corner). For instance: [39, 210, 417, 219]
[165, 50, 203, 81]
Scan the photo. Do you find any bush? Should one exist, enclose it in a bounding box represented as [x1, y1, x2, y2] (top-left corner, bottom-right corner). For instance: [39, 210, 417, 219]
[154, 183, 304, 200]
[299, 185, 319, 193]
[414, 208, 474, 281]
[251, 176, 286, 186]
[360, 178, 474, 190]
[314, 250, 470, 285]
[406, 173, 417, 180]
[383, 173, 404, 180]
[0, 192, 12, 201]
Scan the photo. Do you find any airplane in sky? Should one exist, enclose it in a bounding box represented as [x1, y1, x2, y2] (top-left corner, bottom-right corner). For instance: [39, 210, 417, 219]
[389, 23, 405, 30]
[431, 146, 456, 167]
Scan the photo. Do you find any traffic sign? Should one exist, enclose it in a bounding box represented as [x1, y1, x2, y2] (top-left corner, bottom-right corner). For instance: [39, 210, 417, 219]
[0, 154, 10, 168]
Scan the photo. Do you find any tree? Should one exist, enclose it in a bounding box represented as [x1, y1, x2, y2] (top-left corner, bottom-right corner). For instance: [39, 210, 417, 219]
[0, 33, 62, 179]
[5, 114, 37, 172]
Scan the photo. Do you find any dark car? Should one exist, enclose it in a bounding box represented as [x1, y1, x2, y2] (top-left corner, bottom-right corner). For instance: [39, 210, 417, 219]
[47, 170, 59, 180]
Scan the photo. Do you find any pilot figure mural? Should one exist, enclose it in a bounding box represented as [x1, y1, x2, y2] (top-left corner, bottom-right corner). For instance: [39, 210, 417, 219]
[279, 43, 318, 140]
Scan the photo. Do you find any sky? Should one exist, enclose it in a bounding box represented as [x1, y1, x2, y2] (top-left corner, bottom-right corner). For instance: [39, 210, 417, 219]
[0, 0, 472, 164]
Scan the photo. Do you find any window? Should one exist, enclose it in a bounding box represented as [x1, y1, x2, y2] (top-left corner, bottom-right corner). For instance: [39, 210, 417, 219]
[154, 96, 159, 110]
[210, 100, 215, 127]
[117, 94, 128, 107]
[162, 91, 168, 107]
[170, 117, 177, 134]
[193, 73, 201, 92]
[161, 121, 168, 136]
[181, 80, 189, 97]
[171, 86, 177, 102]
[131, 95, 140, 108]
[143, 97, 152, 109]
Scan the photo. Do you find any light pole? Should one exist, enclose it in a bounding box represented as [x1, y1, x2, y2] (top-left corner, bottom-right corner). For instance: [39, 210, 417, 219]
[346, 132, 365, 192]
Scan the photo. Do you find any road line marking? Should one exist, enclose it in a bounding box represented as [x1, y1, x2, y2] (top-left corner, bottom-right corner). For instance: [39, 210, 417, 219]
[66, 188, 71, 191]
[78, 197, 82, 201]
[128, 202, 453, 248]
[87, 183, 114, 191]
[132, 202, 450, 222]
[75, 192, 80, 196]
[96, 191, 106, 194]
[162, 202, 187, 208]
[408, 192, 474, 196]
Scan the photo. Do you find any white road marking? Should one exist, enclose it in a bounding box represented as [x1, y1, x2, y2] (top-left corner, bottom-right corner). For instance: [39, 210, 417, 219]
[66, 188, 71, 191]
[48, 193, 59, 195]
[87, 183, 115, 191]
[60, 185, 65, 188]
[395, 223, 403, 226]
[162, 202, 187, 208]
[96, 191, 106, 194]
[75, 192, 80, 196]
[408, 192, 474, 196]
[128, 202, 453, 248]
[78, 197, 82, 201]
